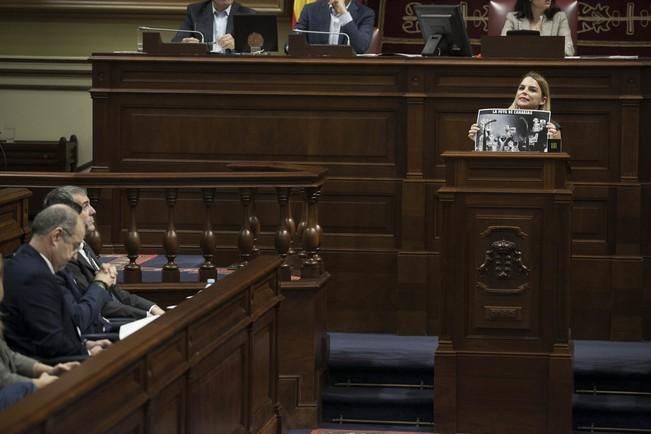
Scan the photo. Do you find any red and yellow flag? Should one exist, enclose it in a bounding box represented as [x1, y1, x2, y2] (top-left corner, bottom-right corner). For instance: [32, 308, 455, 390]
[292, 0, 317, 28]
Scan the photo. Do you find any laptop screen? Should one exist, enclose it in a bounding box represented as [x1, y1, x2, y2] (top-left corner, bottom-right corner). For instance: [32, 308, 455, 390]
[233, 15, 278, 53]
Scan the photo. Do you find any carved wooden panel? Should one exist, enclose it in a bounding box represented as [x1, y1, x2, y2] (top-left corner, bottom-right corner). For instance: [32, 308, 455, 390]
[468, 206, 542, 339]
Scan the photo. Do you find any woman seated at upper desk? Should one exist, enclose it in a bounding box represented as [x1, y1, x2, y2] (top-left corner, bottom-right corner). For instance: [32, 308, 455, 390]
[467, 71, 562, 145]
[501, 0, 575, 56]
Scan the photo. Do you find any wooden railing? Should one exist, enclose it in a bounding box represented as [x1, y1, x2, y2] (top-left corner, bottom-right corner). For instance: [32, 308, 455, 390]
[0, 255, 283, 434]
[0, 163, 327, 283]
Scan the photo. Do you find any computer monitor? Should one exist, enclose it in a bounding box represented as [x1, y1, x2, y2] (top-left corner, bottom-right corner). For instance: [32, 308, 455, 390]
[414, 4, 472, 57]
[233, 15, 278, 53]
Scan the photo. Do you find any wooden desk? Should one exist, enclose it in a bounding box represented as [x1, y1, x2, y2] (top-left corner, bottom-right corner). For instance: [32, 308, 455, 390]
[90, 54, 651, 340]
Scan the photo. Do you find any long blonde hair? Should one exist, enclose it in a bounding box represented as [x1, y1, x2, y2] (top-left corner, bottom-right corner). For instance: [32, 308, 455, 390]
[508, 71, 552, 111]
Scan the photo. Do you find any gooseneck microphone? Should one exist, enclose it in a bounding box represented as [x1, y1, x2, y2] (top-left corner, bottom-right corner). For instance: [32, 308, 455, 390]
[293, 28, 351, 46]
[138, 26, 206, 44]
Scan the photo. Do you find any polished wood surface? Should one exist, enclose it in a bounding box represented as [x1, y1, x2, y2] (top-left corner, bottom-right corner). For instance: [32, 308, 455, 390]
[90, 54, 651, 339]
[435, 152, 573, 434]
[0, 255, 283, 434]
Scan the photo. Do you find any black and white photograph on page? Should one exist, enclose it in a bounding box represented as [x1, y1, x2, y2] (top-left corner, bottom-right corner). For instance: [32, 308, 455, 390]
[474, 108, 551, 152]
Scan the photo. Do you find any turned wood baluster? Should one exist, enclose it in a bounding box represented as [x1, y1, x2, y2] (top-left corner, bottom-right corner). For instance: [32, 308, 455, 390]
[238, 188, 255, 266]
[249, 188, 261, 258]
[199, 188, 217, 282]
[301, 186, 322, 279]
[86, 188, 102, 254]
[162, 188, 180, 282]
[274, 187, 295, 281]
[124, 188, 142, 283]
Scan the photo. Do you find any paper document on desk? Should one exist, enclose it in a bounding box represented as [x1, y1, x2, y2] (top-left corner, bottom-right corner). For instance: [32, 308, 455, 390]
[119, 315, 159, 340]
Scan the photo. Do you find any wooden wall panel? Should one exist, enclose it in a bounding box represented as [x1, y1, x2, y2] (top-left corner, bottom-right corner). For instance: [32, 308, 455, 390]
[322, 250, 397, 332]
[149, 378, 186, 434]
[571, 185, 614, 256]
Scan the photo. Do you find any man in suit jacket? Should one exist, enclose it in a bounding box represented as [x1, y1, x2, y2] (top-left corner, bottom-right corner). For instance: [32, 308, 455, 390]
[296, 0, 375, 54]
[44, 186, 165, 319]
[172, 0, 256, 52]
[2, 205, 110, 360]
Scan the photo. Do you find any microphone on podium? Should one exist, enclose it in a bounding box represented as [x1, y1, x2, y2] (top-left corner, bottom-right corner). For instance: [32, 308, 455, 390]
[138, 26, 206, 44]
[293, 28, 351, 46]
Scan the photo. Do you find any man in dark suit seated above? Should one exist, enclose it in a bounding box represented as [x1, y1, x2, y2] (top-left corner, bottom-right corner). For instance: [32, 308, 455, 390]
[2, 205, 111, 360]
[44, 186, 165, 319]
[172, 0, 256, 53]
[295, 0, 375, 54]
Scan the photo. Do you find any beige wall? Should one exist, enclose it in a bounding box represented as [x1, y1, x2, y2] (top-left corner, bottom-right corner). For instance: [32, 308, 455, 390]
[0, 16, 291, 166]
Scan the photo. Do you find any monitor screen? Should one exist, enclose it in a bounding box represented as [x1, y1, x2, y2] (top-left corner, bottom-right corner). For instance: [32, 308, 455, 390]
[233, 15, 278, 53]
[414, 4, 472, 57]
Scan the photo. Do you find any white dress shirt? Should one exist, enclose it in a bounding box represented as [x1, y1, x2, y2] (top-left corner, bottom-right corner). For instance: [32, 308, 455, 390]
[212, 4, 232, 52]
[329, 3, 353, 45]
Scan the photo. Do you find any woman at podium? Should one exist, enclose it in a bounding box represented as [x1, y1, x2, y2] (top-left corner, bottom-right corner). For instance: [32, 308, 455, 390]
[501, 0, 575, 56]
[467, 71, 562, 145]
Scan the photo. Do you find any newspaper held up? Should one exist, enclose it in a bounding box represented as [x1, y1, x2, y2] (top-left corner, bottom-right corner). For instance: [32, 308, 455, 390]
[474, 108, 551, 152]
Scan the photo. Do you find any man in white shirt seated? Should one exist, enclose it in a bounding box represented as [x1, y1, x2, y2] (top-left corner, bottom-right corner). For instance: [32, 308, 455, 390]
[172, 0, 256, 53]
[295, 0, 375, 54]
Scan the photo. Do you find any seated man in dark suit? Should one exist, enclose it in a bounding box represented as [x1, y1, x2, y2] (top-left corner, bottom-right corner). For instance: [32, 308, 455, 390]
[295, 0, 375, 54]
[44, 186, 165, 319]
[172, 0, 256, 53]
[2, 205, 111, 360]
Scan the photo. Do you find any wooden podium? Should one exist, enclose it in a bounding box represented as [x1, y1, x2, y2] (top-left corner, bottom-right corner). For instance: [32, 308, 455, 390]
[435, 152, 573, 434]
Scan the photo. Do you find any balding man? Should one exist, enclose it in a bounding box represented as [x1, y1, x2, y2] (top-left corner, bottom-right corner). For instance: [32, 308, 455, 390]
[1, 205, 110, 361]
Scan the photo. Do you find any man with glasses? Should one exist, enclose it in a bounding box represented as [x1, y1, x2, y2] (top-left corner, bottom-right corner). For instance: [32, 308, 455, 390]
[1, 205, 111, 361]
